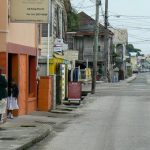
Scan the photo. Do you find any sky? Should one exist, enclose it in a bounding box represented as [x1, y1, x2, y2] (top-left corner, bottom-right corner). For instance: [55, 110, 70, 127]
[70, 0, 150, 55]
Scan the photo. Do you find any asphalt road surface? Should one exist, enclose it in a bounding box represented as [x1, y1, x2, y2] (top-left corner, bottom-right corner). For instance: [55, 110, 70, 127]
[30, 73, 150, 150]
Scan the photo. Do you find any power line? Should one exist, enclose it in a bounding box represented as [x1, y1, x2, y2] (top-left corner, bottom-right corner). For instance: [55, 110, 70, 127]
[129, 33, 150, 41]
[108, 11, 150, 18]
[115, 25, 150, 31]
[72, 4, 95, 9]
[109, 24, 150, 47]
[110, 19, 150, 27]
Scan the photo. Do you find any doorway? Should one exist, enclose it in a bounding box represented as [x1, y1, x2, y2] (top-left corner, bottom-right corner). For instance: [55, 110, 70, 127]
[8, 53, 19, 116]
[8, 53, 18, 86]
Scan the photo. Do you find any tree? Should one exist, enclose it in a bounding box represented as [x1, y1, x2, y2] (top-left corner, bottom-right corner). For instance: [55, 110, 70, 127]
[67, 8, 79, 31]
[126, 44, 142, 56]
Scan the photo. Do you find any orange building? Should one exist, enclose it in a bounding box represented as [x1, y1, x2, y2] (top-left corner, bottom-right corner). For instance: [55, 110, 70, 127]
[0, 0, 38, 115]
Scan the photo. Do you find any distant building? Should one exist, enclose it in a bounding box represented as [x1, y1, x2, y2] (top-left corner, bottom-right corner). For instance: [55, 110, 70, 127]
[129, 52, 138, 72]
[109, 28, 128, 79]
[66, 11, 114, 79]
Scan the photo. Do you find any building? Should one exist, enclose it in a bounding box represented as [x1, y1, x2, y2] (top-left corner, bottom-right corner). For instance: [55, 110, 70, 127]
[129, 52, 138, 72]
[0, 0, 37, 115]
[66, 12, 114, 79]
[38, 0, 70, 76]
[109, 28, 128, 79]
[37, 0, 73, 106]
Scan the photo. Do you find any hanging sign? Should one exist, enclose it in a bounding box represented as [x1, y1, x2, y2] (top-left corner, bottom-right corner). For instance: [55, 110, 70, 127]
[10, 0, 49, 23]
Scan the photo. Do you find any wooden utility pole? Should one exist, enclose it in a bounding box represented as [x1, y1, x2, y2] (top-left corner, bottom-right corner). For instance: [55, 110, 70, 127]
[91, 0, 100, 94]
[104, 0, 109, 81]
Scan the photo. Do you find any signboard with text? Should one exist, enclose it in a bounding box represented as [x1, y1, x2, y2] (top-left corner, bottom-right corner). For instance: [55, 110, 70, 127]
[10, 0, 49, 23]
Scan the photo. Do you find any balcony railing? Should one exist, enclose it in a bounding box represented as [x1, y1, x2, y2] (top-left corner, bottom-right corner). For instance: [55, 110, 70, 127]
[82, 51, 105, 62]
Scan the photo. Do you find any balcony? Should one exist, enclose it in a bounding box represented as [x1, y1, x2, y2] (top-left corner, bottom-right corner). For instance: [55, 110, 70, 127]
[82, 51, 105, 62]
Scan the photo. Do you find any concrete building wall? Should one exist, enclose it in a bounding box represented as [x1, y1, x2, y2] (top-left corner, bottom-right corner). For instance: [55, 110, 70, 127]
[0, 0, 36, 50]
[8, 23, 36, 47]
[110, 28, 128, 45]
[131, 56, 137, 69]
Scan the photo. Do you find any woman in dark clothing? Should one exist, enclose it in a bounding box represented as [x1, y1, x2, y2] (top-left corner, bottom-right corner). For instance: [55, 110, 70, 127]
[7, 80, 19, 119]
[0, 67, 8, 122]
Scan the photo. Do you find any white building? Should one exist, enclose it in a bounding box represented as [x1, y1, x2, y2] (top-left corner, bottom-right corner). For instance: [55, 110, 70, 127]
[109, 28, 128, 79]
[39, 0, 69, 57]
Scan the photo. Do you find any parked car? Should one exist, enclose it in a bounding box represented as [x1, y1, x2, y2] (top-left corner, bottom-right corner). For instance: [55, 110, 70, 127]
[133, 69, 138, 73]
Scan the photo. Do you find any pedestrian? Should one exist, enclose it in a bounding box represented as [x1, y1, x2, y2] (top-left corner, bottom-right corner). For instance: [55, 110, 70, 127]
[0, 67, 8, 123]
[7, 79, 19, 119]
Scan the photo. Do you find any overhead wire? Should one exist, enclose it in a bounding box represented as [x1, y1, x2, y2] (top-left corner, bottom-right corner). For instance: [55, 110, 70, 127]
[110, 24, 150, 44]
[70, 0, 150, 50]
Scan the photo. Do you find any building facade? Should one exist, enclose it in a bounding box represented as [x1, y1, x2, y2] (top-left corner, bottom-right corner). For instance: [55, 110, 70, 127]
[0, 0, 37, 115]
[110, 28, 128, 79]
[38, 0, 70, 76]
[66, 12, 114, 79]
[40, 0, 68, 56]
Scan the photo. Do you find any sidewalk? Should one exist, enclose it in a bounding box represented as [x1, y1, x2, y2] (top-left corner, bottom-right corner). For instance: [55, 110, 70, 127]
[0, 110, 80, 150]
[0, 114, 51, 150]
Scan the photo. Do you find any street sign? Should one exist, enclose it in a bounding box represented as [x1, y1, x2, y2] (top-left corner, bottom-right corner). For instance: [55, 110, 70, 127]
[10, 0, 49, 23]
[53, 47, 62, 52]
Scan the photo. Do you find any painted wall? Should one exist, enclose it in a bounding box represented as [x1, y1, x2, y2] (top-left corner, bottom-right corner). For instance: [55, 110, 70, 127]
[0, 0, 37, 116]
[8, 23, 36, 48]
[131, 56, 138, 69]
[19, 54, 28, 115]
[0, 0, 37, 50]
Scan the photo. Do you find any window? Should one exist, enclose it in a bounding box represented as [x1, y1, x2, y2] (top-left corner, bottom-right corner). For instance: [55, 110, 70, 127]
[42, 24, 49, 37]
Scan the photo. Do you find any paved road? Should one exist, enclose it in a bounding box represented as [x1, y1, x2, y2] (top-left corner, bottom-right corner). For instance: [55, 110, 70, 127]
[30, 73, 150, 150]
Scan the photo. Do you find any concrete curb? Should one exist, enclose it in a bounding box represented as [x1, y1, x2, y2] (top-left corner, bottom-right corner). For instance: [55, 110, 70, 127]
[17, 127, 51, 150]
[0, 119, 53, 150]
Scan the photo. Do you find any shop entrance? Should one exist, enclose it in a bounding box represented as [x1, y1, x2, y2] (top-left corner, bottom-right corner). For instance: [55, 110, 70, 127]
[8, 53, 19, 116]
[8, 54, 18, 86]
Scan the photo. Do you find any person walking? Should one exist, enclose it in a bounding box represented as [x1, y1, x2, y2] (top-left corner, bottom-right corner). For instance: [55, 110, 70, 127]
[7, 79, 19, 119]
[0, 67, 8, 122]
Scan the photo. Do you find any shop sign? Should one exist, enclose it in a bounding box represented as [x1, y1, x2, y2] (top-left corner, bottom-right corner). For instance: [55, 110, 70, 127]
[10, 0, 49, 23]
[54, 38, 63, 46]
[53, 46, 62, 52]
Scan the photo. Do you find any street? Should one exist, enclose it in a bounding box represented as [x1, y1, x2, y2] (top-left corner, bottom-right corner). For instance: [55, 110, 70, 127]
[29, 73, 150, 150]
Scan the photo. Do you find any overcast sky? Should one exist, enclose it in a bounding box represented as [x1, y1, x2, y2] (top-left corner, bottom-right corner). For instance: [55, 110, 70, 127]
[70, 0, 150, 54]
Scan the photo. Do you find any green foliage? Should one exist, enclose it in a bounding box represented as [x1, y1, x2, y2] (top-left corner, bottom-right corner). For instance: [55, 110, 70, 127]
[127, 67, 132, 77]
[126, 44, 142, 56]
[112, 51, 121, 65]
[67, 8, 79, 31]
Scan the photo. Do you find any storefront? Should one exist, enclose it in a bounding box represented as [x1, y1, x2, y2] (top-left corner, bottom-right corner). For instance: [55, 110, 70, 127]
[0, 43, 37, 116]
[49, 54, 70, 104]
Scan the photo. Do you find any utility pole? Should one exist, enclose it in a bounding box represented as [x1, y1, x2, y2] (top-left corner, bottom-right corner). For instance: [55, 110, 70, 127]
[47, 0, 51, 76]
[91, 0, 100, 94]
[104, 0, 109, 82]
